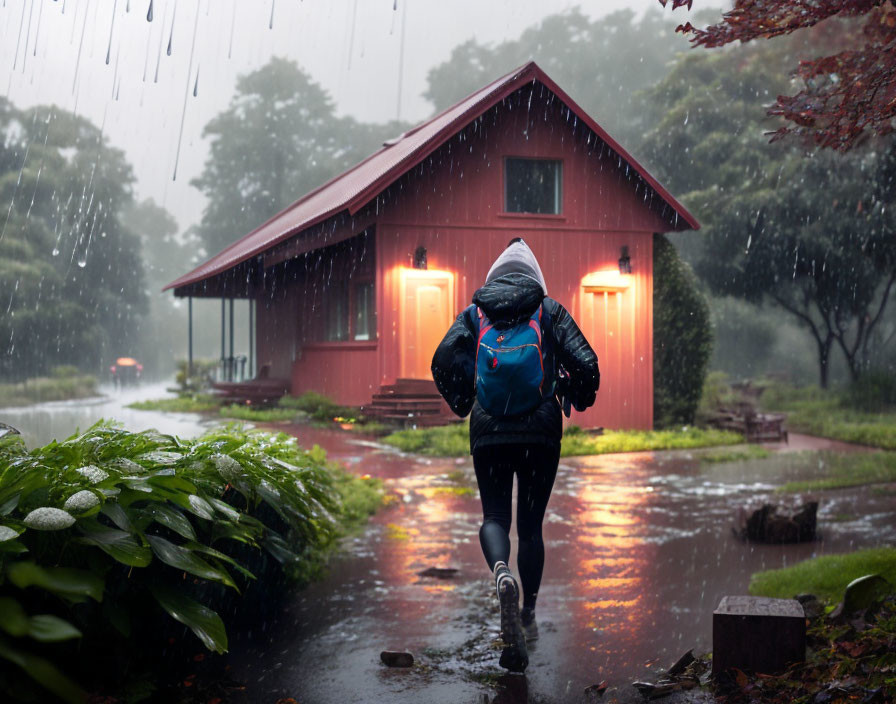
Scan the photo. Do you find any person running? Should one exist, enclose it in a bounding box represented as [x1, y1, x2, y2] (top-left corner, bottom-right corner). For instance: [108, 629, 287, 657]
[431, 238, 600, 673]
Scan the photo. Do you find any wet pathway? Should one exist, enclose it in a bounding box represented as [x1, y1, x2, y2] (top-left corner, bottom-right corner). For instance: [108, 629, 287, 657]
[229, 427, 896, 704]
[1, 381, 220, 447]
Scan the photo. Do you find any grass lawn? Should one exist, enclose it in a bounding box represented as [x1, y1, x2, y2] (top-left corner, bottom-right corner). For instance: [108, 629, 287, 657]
[778, 451, 896, 492]
[761, 384, 896, 450]
[129, 392, 389, 434]
[750, 547, 896, 603]
[0, 371, 98, 407]
[381, 421, 744, 457]
[128, 393, 221, 413]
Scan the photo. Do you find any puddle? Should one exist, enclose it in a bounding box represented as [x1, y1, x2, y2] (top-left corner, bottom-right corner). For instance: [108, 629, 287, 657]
[228, 431, 896, 704]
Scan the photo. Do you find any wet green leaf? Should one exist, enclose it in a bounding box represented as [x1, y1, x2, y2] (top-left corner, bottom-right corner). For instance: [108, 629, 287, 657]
[76, 524, 152, 567]
[27, 615, 82, 642]
[0, 597, 29, 637]
[144, 503, 196, 541]
[99, 503, 133, 532]
[7, 562, 104, 602]
[146, 535, 235, 588]
[185, 541, 256, 581]
[0, 634, 87, 703]
[150, 585, 228, 654]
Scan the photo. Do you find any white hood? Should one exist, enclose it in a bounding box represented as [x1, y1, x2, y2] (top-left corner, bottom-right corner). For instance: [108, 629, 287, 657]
[484, 239, 548, 295]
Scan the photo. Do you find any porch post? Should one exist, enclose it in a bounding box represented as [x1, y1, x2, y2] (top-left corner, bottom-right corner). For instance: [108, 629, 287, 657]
[248, 299, 254, 379]
[229, 298, 235, 380]
[188, 296, 193, 378]
[220, 298, 226, 380]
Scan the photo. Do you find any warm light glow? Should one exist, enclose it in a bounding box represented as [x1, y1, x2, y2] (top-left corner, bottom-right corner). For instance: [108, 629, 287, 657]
[399, 266, 455, 281]
[581, 270, 632, 293]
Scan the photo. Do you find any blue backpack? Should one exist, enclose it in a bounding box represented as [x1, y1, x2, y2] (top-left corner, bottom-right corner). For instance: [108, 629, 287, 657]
[472, 304, 554, 417]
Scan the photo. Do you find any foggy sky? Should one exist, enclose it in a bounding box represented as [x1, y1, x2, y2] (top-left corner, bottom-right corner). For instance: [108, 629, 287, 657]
[1, 0, 700, 234]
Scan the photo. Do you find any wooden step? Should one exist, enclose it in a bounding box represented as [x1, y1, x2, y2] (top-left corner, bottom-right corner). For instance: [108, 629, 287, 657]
[385, 378, 438, 393]
[368, 397, 444, 409]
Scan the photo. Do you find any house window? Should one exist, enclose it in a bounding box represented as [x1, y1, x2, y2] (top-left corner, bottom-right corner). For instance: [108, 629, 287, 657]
[353, 282, 376, 341]
[326, 280, 350, 341]
[505, 158, 562, 214]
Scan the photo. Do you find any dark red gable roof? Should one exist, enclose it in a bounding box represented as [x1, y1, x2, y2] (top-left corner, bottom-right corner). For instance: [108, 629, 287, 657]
[166, 61, 699, 292]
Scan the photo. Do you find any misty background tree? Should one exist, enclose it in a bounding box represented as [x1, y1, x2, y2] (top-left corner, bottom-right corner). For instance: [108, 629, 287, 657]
[0, 99, 147, 380]
[640, 37, 896, 387]
[191, 57, 408, 257]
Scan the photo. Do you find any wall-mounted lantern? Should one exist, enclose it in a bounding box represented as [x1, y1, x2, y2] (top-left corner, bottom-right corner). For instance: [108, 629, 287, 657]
[618, 245, 632, 274]
[413, 246, 428, 270]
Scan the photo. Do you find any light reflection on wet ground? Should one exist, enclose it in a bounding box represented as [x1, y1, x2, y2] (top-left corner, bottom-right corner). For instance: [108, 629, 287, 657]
[230, 427, 896, 704]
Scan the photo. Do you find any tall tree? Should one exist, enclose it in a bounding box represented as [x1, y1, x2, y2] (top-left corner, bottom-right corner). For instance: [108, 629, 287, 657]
[640, 42, 896, 386]
[0, 100, 147, 379]
[424, 8, 695, 148]
[192, 58, 407, 257]
[661, 0, 896, 149]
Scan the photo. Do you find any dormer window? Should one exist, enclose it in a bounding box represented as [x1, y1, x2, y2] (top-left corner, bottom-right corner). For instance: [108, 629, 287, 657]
[504, 158, 562, 214]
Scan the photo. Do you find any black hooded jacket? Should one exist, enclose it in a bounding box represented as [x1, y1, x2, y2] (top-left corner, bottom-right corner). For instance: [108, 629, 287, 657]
[431, 272, 600, 454]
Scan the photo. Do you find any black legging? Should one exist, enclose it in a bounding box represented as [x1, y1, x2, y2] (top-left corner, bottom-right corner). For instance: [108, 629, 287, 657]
[472, 442, 560, 611]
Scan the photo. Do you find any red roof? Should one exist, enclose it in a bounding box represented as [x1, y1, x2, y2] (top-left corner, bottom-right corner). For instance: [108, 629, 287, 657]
[166, 61, 699, 292]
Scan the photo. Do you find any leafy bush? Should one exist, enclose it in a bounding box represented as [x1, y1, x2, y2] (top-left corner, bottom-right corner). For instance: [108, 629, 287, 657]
[220, 403, 303, 422]
[0, 374, 98, 407]
[278, 391, 354, 422]
[760, 382, 896, 449]
[128, 393, 221, 413]
[50, 365, 81, 379]
[0, 422, 380, 702]
[174, 358, 219, 392]
[653, 234, 713, 428]
[841, 370, 896, 413]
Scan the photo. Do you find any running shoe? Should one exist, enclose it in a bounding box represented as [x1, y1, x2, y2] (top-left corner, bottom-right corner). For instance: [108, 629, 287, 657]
[520, 606, 539, 642]
[495, 565, 528, 672]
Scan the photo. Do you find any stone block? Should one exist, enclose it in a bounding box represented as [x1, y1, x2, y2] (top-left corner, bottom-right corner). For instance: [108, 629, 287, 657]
[712, 596, 805, 677]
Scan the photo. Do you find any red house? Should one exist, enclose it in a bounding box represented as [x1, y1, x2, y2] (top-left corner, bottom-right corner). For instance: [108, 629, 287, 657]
[166, 62, 698, 430]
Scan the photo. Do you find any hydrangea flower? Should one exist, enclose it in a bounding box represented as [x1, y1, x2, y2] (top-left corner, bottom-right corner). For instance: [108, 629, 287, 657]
[76, 465, 109, 484]
[23, 507, 75, 531]
[0, 526, 18, 542]
[212, 454, 242, 483]
[63, 490, 100, 512]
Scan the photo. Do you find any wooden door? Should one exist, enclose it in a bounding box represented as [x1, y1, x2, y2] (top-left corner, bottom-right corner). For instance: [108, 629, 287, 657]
[400, 270, 455, 379]
[580, 288, 624, 420]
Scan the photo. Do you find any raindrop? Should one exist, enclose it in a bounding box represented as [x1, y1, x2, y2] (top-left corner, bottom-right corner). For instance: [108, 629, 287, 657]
[106, 0, 118, 65]
[193, 65, 199, 96]
[167, 0, 177, 55]
[269, 0, 275, 29]
[228, 0, 236, 58]
[154, 3, 165, 82]
[21, 0, 36, 72]
[12, 0, 27, 72]
[72, 0, 91, 94]
[33, 0, 44, 57]
[147, 0, 153, 21]
[172, 5, 201, 181]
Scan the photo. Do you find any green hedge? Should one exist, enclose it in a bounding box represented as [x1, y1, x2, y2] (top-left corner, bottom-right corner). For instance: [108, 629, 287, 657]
[0, 422, 380, 702]
[653, 234, 713, 428]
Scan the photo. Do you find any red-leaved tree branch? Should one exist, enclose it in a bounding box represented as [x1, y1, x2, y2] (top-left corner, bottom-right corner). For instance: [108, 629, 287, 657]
[660, 0, 896, 149]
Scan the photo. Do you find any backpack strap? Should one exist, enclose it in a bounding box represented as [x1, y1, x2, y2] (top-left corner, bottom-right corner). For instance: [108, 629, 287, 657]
[540, 301, 557, 397]
[473, 306, 495, 384]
